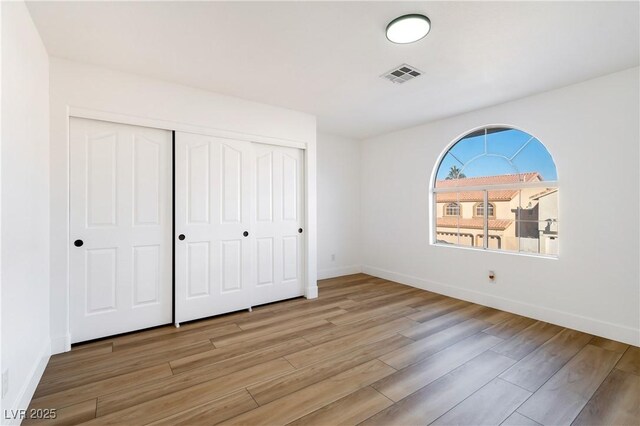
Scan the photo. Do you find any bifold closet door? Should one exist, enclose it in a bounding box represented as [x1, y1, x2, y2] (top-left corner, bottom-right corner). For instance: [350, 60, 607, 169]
[69, 118, 172, 343]
[175, 132, 253, 323]
[252, 143, 305, 306]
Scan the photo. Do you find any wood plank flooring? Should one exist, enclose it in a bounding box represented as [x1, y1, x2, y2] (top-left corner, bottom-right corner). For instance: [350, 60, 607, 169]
[26, 274, 640, 425]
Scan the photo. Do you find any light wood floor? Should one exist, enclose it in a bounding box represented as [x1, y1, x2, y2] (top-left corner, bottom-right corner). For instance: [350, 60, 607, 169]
[27, 274, 639, 425]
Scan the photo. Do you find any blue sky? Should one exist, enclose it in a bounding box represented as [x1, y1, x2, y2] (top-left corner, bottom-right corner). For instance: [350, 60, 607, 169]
[436, 129, 558, 181]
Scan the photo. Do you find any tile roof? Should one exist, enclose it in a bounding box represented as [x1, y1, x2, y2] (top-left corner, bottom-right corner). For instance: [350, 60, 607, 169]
[435, 172, 541, 188]
[530, 187, 558, 200]
[436, 190, 518, 202]
[435, 173, 543, 202]
[436, 217, 514, 231]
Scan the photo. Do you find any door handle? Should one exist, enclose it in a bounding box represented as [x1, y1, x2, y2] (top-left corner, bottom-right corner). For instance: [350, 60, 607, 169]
[74, 239, 84, 247]
[298, 228, 303, 234]
[243, 231, 249, 237]
[178, 234, 186, 241]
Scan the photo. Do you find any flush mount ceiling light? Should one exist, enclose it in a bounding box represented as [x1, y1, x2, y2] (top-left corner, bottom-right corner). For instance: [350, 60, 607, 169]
[386, 14, 431, 44]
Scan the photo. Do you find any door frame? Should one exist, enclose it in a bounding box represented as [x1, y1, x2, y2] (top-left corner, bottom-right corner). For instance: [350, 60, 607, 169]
[61, 107, 317, 351]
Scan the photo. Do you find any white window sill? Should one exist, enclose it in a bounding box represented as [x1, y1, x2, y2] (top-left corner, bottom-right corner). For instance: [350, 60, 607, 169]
[431, 242, 558, 260]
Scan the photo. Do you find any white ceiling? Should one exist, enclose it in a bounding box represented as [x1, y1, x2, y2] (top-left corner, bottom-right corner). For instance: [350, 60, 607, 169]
[27, 1, 639, 139]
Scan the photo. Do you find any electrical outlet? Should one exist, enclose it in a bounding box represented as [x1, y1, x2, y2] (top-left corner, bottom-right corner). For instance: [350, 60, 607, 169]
[2, 369, 8, 398]
[331, 254, 336, 262]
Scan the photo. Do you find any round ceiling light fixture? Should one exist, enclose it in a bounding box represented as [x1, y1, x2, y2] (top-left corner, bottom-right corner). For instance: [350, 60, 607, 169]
[386, 14, 431, 44]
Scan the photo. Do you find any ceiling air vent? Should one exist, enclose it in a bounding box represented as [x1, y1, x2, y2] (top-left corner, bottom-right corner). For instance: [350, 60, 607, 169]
[380, 64, 423, 84]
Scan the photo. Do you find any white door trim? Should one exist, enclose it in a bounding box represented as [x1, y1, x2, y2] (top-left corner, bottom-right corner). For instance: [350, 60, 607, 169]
[59, 106, 317, 352]
[68, 106, 308, 149]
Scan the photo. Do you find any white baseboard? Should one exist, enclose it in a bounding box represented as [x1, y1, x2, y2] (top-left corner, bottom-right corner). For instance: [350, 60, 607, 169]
[50, 334, 71, 355]
[363, 265, 640, 346]
[2, 340, 50, 425]
[317, 265, 362, 280]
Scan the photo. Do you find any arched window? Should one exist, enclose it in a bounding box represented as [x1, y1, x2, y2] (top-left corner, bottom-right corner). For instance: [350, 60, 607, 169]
[474, 202, 495, 218]
[444, 202, 460, 216]
[432, 126, 558, 256]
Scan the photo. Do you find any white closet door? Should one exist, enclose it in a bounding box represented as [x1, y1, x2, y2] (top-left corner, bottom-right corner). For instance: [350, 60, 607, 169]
[252, 143, 305, 306]
[175, 132, 253, 323]
[69, 118, 172, 343]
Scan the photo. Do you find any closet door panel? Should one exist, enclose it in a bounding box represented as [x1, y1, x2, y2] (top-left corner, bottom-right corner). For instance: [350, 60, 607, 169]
[69, 118, 172, 343]
[252, 143, 305, 306]
[186, 142, 211, 224]
[175, 132, 252, 323]
[133, 135, 162, 225]
[132, 245, 161, 306]
[256, 237, 274, 286]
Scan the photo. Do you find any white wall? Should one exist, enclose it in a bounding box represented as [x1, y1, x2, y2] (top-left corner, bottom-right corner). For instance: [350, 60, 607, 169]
[49, 58, 317, 353]
[1, 1, 51, 421]
[361, 67, 640, 345]
[0, 2, 4, 419]
[317, 133, 361, 279]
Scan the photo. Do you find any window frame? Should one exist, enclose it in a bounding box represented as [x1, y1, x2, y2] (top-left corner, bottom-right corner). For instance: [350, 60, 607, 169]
[430, 125, 559, 258]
